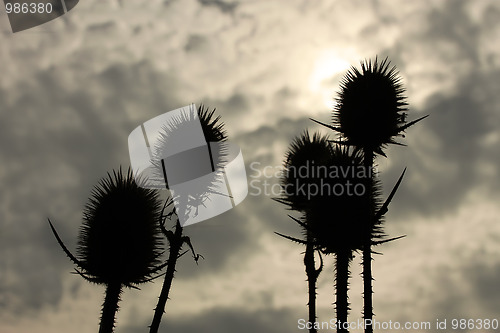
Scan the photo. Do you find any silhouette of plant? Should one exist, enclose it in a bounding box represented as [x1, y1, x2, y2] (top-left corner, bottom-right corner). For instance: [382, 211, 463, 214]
[306, 144, 378, 333]
[149, 104, 226, 333]
[277, 133, 393, 333]
[48, 168, 165, 333]
[148, 197, 201, 333]
[150, 104, 228, 208]
[274, 131, 329, 333]
[312, 56, 426, 332]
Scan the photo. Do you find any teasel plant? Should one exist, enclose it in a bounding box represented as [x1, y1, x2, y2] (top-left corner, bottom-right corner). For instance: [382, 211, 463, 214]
[274, 131, 329, 333]
[305, 148, 407, 333]
[276, 132, 402, 333]
[48, 168, 166, 333]
[305, 143, 379, 333]
[312, 56, 427, 332]
[148, 104, 227, 333]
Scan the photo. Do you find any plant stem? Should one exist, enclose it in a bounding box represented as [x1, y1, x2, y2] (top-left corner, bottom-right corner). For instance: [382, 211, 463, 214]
[149, 220, 183, 333]
[336, 249, 352, 333]
[304, 232, 318, 333]
[99, 282, 122, 333]
[362, 148, 374, 333]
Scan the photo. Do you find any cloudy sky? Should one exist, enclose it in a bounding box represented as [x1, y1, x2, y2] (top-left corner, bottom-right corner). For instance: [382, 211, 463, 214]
[1, 0, 499, 332]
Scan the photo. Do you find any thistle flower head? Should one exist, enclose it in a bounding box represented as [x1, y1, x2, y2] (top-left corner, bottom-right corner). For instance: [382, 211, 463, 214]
[276, 135, 386, 254]
[152, 105, 228, 177]
[77, 168, 164, 286]
[278, 131, 333, 211]
[196, 104, 228, 176]
[198, 104, 227, 143]
[305, 144, 384, 254]
[334, 57, 410, 154]
[151, 104, 228, 220]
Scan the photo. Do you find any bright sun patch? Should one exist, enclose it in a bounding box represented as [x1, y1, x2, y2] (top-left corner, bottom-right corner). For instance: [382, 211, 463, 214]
[309, 50, 351, 108]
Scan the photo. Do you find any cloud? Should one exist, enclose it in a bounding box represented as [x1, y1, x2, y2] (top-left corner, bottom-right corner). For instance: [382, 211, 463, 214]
[465, 262, 500, 317]
[1, 0, 500, 332]
[121, 306, 299, 333]
[0, 57, 184, 315]
[197, 0, 239, 14]
[378, 66, 500, 219]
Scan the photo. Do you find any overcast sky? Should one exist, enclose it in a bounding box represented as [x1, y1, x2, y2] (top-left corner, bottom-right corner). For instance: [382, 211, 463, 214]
[1, 0, 499, 332]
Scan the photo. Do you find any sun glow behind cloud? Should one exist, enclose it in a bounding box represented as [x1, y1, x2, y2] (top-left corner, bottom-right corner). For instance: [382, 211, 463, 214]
[308, 49, 351, 109]
[2, 1, 500, 332]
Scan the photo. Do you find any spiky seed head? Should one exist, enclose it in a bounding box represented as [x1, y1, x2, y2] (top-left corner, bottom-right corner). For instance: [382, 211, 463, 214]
[151, 104, 228, 219]
[198, 104, 227, 143]
[152, 105, 228, 178]
[279, 131, 333, 211]
[277, 133, 388, 253]
[77, 168, 163, 286]
[196, 104, 228, 175]
[334, 57, 408, 153]
[305, 145, 385, 254]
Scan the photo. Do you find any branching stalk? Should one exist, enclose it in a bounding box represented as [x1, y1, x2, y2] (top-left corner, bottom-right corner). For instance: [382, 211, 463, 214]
[149, 219, 183, 333]
[304, 231, 322, 333]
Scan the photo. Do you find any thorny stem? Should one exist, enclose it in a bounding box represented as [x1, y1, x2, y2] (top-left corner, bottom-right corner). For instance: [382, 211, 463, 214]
[149, 219, 183, 333]
[362, 148, 374, 333]
[304, 231, 322, 333]
[336, 249, 352, 333]
[149, 196, 202, 333]
[99, 282, 122, 333]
